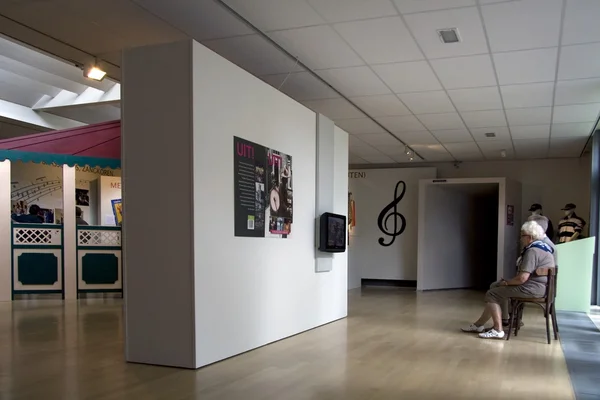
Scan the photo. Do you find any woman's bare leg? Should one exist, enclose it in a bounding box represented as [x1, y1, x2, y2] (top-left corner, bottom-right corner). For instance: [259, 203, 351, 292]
[474, 303, 503, 331]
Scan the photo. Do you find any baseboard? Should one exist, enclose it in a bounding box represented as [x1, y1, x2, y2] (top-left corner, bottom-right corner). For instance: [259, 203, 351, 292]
[361, 279, 417, 288]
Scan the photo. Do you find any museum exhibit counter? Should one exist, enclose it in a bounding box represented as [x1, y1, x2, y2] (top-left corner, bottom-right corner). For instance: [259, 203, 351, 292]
[11, 222, 64, 297]
[77, 225, 122, 295]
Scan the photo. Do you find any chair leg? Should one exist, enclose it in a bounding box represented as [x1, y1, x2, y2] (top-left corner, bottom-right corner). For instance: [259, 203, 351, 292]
[507, 301, 518, 341]
[552, 303, 559, 333]
[545, 306, 552, 344]
[551, 303, 559, 340]
[515, 304, 524, 336]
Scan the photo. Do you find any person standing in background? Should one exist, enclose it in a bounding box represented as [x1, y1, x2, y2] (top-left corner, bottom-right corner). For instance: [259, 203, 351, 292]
[527, 203, 554, 240]
[76, 207, 89, 226]
[557, 203, 585, 243]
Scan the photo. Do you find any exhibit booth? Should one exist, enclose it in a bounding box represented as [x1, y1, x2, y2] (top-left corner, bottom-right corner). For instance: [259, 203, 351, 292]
[0, 120, 122, 301]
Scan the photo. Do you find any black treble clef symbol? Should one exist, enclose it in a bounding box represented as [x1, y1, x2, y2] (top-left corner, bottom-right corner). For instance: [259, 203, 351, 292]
[377, 180, 407, 247]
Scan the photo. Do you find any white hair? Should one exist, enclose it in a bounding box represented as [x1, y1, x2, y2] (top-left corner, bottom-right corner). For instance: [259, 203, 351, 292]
[521, 221, 546, 241]
[527, 214, 548, 232]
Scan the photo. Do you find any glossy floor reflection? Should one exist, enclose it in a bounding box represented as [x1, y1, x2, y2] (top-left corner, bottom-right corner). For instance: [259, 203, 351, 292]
[0, 289, 574, 400]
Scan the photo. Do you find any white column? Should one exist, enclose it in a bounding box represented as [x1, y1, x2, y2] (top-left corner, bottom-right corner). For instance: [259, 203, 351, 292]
[62, 165, 77, 300]
[315, 114, 335, 273]
[0, 160, 11, 301]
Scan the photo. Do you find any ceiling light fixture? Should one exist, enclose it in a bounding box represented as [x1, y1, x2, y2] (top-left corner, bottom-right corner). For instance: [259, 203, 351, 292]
[485, 132, 496, 138]
[405, 146, 412, 156]
[500, 149, 507, 158]
[83, 60, 107, 81]
[437, 28, 461, 44]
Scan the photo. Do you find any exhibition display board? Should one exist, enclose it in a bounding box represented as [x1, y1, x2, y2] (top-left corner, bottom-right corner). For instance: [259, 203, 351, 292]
[0, 121, 122, 301]
[555, 237, 596, 313]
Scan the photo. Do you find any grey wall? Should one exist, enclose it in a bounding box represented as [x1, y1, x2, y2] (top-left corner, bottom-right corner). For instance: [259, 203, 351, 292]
[122, 40, 196, 368]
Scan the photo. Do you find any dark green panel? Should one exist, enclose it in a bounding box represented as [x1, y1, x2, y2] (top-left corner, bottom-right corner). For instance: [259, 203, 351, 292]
[17, 253, 59, 286]
[81, 253, 119, 285]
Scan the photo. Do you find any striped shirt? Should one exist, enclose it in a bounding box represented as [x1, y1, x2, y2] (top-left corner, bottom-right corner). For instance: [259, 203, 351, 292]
[557, 213, 586, 243]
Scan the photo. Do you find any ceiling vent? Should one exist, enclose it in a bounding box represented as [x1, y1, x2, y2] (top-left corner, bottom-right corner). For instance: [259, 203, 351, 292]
[485, 132, 496, 138]
[437, 28, 461, 44]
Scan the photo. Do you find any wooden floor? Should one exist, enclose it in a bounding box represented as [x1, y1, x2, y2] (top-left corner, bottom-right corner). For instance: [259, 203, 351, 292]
[0, 289, 574, 400]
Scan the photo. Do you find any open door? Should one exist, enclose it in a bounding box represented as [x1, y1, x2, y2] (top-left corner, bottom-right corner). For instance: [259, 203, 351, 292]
[417, 178, 521, 291]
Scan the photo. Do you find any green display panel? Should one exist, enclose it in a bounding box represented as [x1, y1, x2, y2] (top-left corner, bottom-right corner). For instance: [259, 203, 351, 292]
[17, 253, 59, 285]
[555, 237, 595, 313]
[81, 254, 119, 285]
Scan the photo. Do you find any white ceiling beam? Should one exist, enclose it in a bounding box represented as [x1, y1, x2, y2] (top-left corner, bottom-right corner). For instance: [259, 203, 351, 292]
[33, 84, 121, 111]
[0, 98, 85, 130]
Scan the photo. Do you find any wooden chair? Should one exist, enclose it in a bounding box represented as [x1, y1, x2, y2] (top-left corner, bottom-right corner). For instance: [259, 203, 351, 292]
[506, 267, 558, 344]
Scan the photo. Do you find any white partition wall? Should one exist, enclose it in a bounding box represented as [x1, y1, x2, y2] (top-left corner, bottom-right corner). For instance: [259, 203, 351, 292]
[123, 39, 348, 369]
[0, 160, 10, 301]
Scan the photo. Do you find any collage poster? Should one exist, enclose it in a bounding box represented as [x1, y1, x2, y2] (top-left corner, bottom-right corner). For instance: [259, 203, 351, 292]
[234, 136, 293, 238]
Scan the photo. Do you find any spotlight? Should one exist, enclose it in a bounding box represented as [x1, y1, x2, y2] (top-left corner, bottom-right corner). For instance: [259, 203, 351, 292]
[84, 62, 106, 81]
[500, 149, 507, 158]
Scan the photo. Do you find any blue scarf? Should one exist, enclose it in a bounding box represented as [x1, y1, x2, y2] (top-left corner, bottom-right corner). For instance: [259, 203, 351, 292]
[521, 240, 554, 256]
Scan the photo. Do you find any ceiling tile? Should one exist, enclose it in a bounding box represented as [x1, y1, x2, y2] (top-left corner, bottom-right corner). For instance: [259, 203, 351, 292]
[478, 139, 513, 153]
[481, 0, 562, 52]
[308, 0, 398, 22]
[202, 34, 305, 76]
[412, 144, 454, 161]
[510, 125, 550, 140]
[349, 143, 381, 156]
[431, 55, 497, 89]
[548, 137, 588, 158]
[303, 98, 364, 119]
[372, 61, 442, 93]
[493, 48, 558, 85]
[132, 0, 253, 41]
[269, 25, 364, 69]
[558, 43, 600, 80]
[513, 139, 549, 159]
[461, 110, 507, 128]
[350, 94, 411, 116]
[562, 0, 600, 46]
[554, 78, 600, 106]
[261, 72, 339, 100]
[470, 127, 510, 141]
[551, 122, 595, 138]
[349, 134, 367, 146]
[417, 112, 465, 130]
[506, 107, 552, 126]
[444, 142, 483, 158]
[376, 115, 427, 132]
[355, 132, 401, 146]
[553, 104, 600, 123]
[398, 91, 455, 114]
[448, 87, 502, 111]
[223, 0, 324, 31]
[349, 154, 370, 164]
[431, 128, 473, 143]
[378, 144, 406, 155]
[360, 154, 397, 164]
[404, 7, 487, 59]
[335, 118, 386, 134]
[317, 66, 391, 97]
[334, 17, 423, 64]
[393, 0, 476, 14]
[394, 131, 440, 145]
[500, 82, 554, 109]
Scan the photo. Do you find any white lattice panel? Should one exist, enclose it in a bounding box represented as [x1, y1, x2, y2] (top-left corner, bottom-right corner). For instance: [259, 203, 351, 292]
[78, 230, 121, 247]
[13, 227, 62, 246]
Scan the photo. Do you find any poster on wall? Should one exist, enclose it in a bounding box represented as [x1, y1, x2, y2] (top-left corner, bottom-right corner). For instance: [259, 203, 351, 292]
[234, 136, 293, 238]
[111, 199, 123, 226]
[76, 189, 90, 206]
[507, 205, 514, 226]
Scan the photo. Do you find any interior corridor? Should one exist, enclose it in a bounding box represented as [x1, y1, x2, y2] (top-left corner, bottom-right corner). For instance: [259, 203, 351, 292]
[0, 289, 575, 400]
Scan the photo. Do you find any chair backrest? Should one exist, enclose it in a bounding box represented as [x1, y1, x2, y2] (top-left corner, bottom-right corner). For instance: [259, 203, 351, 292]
[534, 267, 556, 303]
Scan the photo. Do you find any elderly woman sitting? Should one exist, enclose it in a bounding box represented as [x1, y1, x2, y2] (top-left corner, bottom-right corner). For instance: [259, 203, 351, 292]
[462, 221, 555, 339]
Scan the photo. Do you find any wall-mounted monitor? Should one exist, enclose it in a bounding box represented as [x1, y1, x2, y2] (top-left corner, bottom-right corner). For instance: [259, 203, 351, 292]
[318, 212, 347, 253]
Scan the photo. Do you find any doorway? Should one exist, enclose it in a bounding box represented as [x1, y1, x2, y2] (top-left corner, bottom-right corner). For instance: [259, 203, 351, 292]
[417, 178, 520, 291]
